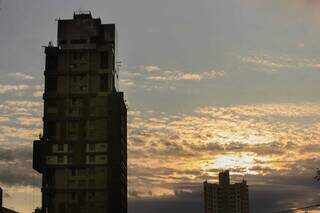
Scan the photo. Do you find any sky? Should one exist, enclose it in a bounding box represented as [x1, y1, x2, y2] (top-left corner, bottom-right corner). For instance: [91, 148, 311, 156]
[0, 0, 320, 212]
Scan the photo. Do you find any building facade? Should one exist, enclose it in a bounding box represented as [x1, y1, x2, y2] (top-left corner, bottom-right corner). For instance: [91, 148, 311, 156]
[33, 12, 127, 213]
[204, 171, 249, 213]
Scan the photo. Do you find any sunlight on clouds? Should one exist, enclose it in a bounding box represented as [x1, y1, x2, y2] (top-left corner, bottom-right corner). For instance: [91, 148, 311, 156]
[16, 116, 41, 127]
[140, 65, 161, 72]
[3, 186, 41, 212]
[240, 54, 320, 72]
[147, 69, 224, 81]
[0, 84, 29, 93]
[32, 91, 43, 97]
[128, 102, 320, 198]
[0, 116, 10, 123]
[210, 155, 255, 173]
[8, 72, 34, 80]
[129, 187, 175, 199]
[213, 132, 274, 145]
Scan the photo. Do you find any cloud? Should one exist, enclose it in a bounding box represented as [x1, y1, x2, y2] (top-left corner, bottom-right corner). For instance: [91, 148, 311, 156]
[141, 65, 162, 72]
[0, 78, 43, 189]
[240, 54, 320, 72]
[147, 69, 225, 81]
[0, 84, 42, 94]
[120, 79, 135, 87]
[8, 72, 34, 80]
[119, 66, 225, 92]
[0, 70, 319, 212]
[127, 102, 320, 206]
[241, 56, 290, 70]
[0, 84, 30, 93]
[32, 91, 43, 97]
[0, 146, 40, 187]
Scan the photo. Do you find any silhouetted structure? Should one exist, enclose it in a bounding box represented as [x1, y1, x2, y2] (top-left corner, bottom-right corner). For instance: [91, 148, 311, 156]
[33, 11, 127, 213]
[204, 170, 249, 213]
[0, 187, 18, 213]
[33, 208, 41, 213]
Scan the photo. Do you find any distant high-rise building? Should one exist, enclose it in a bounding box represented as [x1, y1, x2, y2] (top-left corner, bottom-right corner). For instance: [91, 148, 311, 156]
[33, 11, 127, 213]
[204, 170, 249, 213]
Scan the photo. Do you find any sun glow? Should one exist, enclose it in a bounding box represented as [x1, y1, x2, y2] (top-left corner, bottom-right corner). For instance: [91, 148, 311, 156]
[213, 155, 254, 169]
[204, 154, 272, 175]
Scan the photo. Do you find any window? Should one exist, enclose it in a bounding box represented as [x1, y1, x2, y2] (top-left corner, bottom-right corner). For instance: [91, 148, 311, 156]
[70, 76, 88, 93]
[88, 167, 95, 174]
[67, 121, 78, 139]
[68, 179, 76, 185]
[68, 156, 73, 164]
[89, 144, 95, 151]
[71, 192, 76, 201]
[100, 51, 109, 68]
[70, 63, 78, 69]
[57, 156, 63, 163]
[100, 74, 108, 92]
[88, 179, 95, 187]
[58, 144, 64, 151]
[78, 180, 86, 186]
[88, 191, 95, 199]
[73, 52, 87, 61]
[89, 155, 95, 162]
[78, 169, 86, 176]
[73, 53, 79, 60]
[71, 168, 76, 176]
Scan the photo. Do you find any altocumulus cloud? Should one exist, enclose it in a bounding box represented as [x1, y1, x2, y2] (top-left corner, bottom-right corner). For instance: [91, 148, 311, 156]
[8, 72, 34, 81]
[0, 70, 319, 212]
[127, 102, 320, 212]
[0, 72, 42, 190]
[119, 65, 225, 92]
[239, 53, 320, 72]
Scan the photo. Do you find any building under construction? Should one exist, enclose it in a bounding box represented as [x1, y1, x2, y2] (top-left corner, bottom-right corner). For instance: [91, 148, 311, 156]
[33, 12, 127, 213]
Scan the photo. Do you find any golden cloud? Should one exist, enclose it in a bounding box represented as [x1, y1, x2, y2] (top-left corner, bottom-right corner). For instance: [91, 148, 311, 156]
[128, 102, 320, 198]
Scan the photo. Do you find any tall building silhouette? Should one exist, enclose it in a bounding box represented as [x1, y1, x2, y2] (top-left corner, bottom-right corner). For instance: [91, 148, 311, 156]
[204, 171, 249, 213]
[33, 11, 127, 213]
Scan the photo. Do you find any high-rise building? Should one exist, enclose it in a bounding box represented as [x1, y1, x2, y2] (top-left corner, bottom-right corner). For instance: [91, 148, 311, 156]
[204, 171, 249, 213]
[33, 11, 127, 213]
